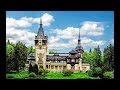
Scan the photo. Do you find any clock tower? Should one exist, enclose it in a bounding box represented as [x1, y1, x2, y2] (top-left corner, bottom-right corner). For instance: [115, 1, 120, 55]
[34, 18, 48, 69]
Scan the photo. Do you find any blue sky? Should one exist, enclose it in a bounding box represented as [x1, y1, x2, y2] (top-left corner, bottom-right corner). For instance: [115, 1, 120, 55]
[6, 11, 114, 53]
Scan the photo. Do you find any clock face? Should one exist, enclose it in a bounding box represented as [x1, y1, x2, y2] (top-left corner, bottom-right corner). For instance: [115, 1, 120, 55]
[39, 41, 42, 45]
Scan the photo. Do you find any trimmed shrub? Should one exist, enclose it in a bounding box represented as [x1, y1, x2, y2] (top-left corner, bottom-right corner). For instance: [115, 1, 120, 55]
[38, 68, 48, 76]
[29, 72, 37, 78]
[103, 71, 114, 79]
[29, 63, 33, 73]
[44, 69, 49, 74]
[29, 63, 38, 75]
[32, 64, 38, 75]
[87, 70, 93, 77]
[38, 68, 44, 75]
[93, 67, 102, 77]
[39, 76, 47, 79]
[63, 69, 73, 76]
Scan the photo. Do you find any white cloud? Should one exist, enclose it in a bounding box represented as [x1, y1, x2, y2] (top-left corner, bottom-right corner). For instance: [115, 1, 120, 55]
[6, 13, 54, 47]
[48, 35, 106, 51]
[52, 21, 104, 40]
[6, 27, 36, 47]
[6, 14, 106, 52]
[49, 36, 60, 43]
[111, 38, 114, 45]
[6, 13, 54, 28]
[41, 13, 55, 26]
[80, 21, 104, 36]
[48, 21, 106, 51]
[53, 27, 79, 39]
[81, 37, 106, 47]
[20, 13, 54, 26]
[48, 42, 70, 50]
[6, 17, 32, 28]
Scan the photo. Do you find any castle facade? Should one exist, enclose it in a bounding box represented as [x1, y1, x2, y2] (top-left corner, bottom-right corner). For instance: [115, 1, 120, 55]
[28, 18, 90, 72]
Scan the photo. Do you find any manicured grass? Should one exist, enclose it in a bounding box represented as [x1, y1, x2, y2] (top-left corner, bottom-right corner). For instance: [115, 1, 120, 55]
[6, 70, 100, 79]
[45, 72, 99, 79]
[6, 69, 29, 79]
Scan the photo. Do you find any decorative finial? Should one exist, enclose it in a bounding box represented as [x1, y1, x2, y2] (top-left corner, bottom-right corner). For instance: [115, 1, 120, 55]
[40, 17, 42, 25]
[78, 29, 81, 45]
[79, 29, 80, 39]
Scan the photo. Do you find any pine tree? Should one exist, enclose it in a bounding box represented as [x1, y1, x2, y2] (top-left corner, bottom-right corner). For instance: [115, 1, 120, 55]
[89, 48, 92, 53]
[102, 44, 114, 71]
[96, 45, 102, 67]
[14, 41, 27, 72]
[6, 43, 15, 73]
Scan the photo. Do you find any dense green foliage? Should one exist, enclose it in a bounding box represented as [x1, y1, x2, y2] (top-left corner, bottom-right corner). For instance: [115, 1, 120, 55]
[87, 70, 93, 77]
[83, 46, 102, 69]
[6, 44, 15, 73]
[87, 67, 103, 78]
[6, 41, 27, 73]
[38, 67, 48, 77]
[92, 67, 102, 77]
[29, 63, 33, 73]
[38, 68, 45, 75]
[29, 72, 37, 78]
[15, 41, 27, 71]
[83, 44, 114, 78]
[103, 71, 114, 79]
[32, 64, 38, 75]
[27, 46, 35, 55]
[29, 63, 38, 75]
[102, 44, 114, 72]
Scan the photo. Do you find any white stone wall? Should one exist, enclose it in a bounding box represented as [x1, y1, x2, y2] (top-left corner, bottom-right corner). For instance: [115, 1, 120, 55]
[75, 64, 79, 70]
[67, 64, 71, 70]
[79, 59, 82, 71]
[82, 63, 90, 72]
[35, 46, 39, 64]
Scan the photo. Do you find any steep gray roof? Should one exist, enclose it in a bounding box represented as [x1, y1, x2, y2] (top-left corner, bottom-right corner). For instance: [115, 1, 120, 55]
[28, 53, 35, 60]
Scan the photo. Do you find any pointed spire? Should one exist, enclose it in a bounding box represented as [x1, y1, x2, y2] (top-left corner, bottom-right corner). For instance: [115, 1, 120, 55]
[40, 17, 42, 26]
[7, 40, 10, 44]
[78, 29, 81, 45]
[79, 29, 80, 39]
[37, 17, 44, 38]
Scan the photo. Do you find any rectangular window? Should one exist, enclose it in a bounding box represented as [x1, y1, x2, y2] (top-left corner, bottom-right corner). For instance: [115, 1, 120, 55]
[46, 65, 48, 68]
[55, 66, 58, 70]
[63, 66, 66, 69]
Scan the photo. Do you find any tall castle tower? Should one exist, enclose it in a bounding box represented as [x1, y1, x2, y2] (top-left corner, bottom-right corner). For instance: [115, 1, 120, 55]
[34, 18, 48, 69]
[75, 29, 84, 71]
[66, 29, 84, 72]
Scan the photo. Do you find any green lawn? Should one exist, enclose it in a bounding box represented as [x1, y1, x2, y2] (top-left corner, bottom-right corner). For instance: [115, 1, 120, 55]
[6, 69, 29, 79]
[6, 69, 99, 79]
[45, 72, 99, 79]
